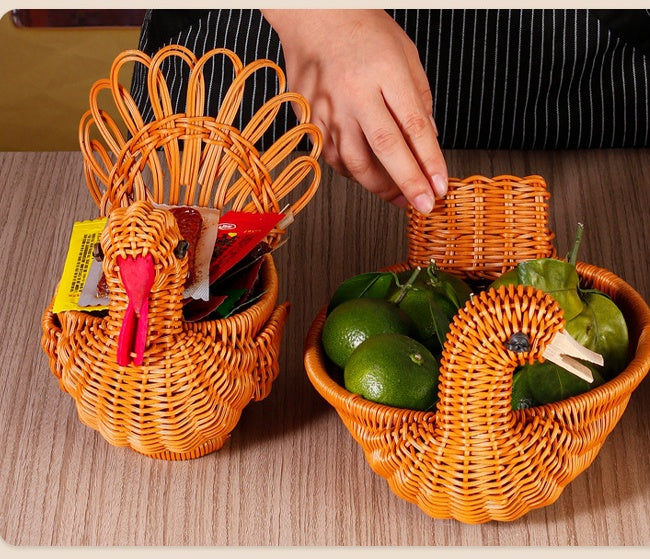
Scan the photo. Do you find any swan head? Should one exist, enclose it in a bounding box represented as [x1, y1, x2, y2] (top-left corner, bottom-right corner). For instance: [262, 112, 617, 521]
[442, 284, 602, 383]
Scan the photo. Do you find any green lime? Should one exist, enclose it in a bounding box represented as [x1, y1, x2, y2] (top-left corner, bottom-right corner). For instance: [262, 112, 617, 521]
[390, 264, 472, 354]
[396, 264, 472, 308]
[511, 360, 605, 409]
[526, 361, 605, 404]
[344, 333, 440, 411]
[321, 298, 413, 368]
[394, 286, 458, 354]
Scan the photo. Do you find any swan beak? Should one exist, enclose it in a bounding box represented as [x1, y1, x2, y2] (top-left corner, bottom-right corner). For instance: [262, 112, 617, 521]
[542, 329, 604, 382]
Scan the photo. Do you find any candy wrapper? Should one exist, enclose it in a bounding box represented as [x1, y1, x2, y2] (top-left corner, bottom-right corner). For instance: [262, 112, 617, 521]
[51, 217, 107, 314]
[183, 211, 285, 322]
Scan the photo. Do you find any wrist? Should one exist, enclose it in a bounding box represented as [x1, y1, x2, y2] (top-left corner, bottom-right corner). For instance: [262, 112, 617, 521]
[261, 9, 386, 43]
[260, 9, 306, 37]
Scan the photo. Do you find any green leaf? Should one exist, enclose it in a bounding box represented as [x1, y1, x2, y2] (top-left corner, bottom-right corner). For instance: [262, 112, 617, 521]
[513, 258, 585, 321]
[327, 272, 397, 313]
[511, 369, 539, 410]
[517, 360, 605, 405]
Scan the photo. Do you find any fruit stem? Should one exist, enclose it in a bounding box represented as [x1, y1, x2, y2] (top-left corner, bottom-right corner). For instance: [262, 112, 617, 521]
[426, 259, 441, 285]
[389, 266, 421, 305]
[567, 222, 584, 266]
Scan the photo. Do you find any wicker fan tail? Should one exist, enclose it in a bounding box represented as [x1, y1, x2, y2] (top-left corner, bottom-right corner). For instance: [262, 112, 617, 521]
[79, 45, 322, 238]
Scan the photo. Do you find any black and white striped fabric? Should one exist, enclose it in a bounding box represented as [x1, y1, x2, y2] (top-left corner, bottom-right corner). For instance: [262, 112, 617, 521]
[130, 9, 650, 150]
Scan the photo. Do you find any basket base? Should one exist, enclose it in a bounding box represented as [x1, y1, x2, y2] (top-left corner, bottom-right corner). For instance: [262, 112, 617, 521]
[42, 255, 288, 462]
[133, 436, 230, 461]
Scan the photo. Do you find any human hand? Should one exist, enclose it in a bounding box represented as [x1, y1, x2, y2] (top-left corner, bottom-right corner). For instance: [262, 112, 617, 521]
[261, 9, 447, 213]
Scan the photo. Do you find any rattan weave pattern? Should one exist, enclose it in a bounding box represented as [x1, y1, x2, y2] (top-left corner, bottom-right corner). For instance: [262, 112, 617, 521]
[304, 267, 650, 523]
[304, 176, 650, 523]
[42, 202, 288, 460]
[407, 175, 556, 280]
[41, 45, 322, 459]
[79, 45, 322, 227]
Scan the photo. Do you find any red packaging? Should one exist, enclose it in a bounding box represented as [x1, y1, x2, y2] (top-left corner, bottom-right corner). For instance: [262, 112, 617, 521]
[209, 211, 284, 284]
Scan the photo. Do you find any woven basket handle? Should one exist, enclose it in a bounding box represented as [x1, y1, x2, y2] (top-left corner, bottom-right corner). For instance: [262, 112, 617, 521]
[407, 175, 557, 281]
[435, 285, 564, 432]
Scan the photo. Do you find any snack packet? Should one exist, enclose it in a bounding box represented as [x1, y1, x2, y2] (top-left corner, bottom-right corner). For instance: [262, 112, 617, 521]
[51, 217, 107, 314]
[208, 211, 285, 283]
[161, 205, 221, 302]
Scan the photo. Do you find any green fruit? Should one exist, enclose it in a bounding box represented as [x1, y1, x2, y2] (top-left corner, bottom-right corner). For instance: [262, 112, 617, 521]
[492, 223, 630, 381]
[396, 261, 472, 310]
[511, 360, 605, 409]
[327, 271, 397, 314]
[393, 286, 457, 354]
[567, 290, 630, 379]
[392, 262, 472, 354]
[344, 333, 440, 411]
[321, 298, 414, 368]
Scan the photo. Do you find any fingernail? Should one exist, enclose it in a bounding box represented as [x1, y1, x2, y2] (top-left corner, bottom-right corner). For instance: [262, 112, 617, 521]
[431, 174, 448, 197]
[413, 192, 435, 214]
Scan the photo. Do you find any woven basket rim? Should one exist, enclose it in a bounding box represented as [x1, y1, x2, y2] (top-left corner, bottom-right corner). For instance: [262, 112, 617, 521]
[446, 173, 547, 184]
[304, 262, 650, 423]
[50, 252, 279, 330]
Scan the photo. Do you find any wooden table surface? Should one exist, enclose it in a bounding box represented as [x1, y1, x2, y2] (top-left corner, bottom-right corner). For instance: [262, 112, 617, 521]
[0, 149, 649, 549]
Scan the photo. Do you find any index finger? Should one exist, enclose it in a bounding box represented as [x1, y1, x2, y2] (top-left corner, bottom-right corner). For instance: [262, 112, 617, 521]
[358, 98, 440, 214]
[383, 79, 448, 198]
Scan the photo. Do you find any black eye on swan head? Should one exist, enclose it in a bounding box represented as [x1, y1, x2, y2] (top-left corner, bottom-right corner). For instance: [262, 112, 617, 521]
[505, 332, 531, 353]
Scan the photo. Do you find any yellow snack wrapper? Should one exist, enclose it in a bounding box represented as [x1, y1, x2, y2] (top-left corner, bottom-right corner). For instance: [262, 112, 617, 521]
[51, 217, 108, 314]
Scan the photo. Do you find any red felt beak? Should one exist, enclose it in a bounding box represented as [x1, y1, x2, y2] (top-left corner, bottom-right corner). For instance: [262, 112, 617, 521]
[116, 254, 155, 366]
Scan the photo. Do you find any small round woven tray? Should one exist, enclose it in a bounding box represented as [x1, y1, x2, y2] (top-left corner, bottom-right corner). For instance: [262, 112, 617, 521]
[304, 175, 650, 523]
[42, 45, 322, 460]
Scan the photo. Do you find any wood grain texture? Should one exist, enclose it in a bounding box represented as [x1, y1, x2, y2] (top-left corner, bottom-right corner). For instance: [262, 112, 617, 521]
[0, 150, 648, 546]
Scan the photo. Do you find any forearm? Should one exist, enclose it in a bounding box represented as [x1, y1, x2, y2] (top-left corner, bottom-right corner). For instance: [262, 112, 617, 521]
[261, 9, 386, 47]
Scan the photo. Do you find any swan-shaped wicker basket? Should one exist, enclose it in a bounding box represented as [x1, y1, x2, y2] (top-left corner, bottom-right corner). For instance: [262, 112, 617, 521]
[41, 45, 322, 460]
[304, 175, 650, 523]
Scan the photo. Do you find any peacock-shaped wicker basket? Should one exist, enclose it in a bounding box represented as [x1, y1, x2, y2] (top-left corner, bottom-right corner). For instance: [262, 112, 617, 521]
[41, 45, 322, 460]
[304, 174, 650, 523]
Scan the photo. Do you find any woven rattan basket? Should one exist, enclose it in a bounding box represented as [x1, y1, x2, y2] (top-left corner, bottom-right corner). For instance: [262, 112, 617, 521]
[41, 45, 322, 460]
[304, 175, 650, 523]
